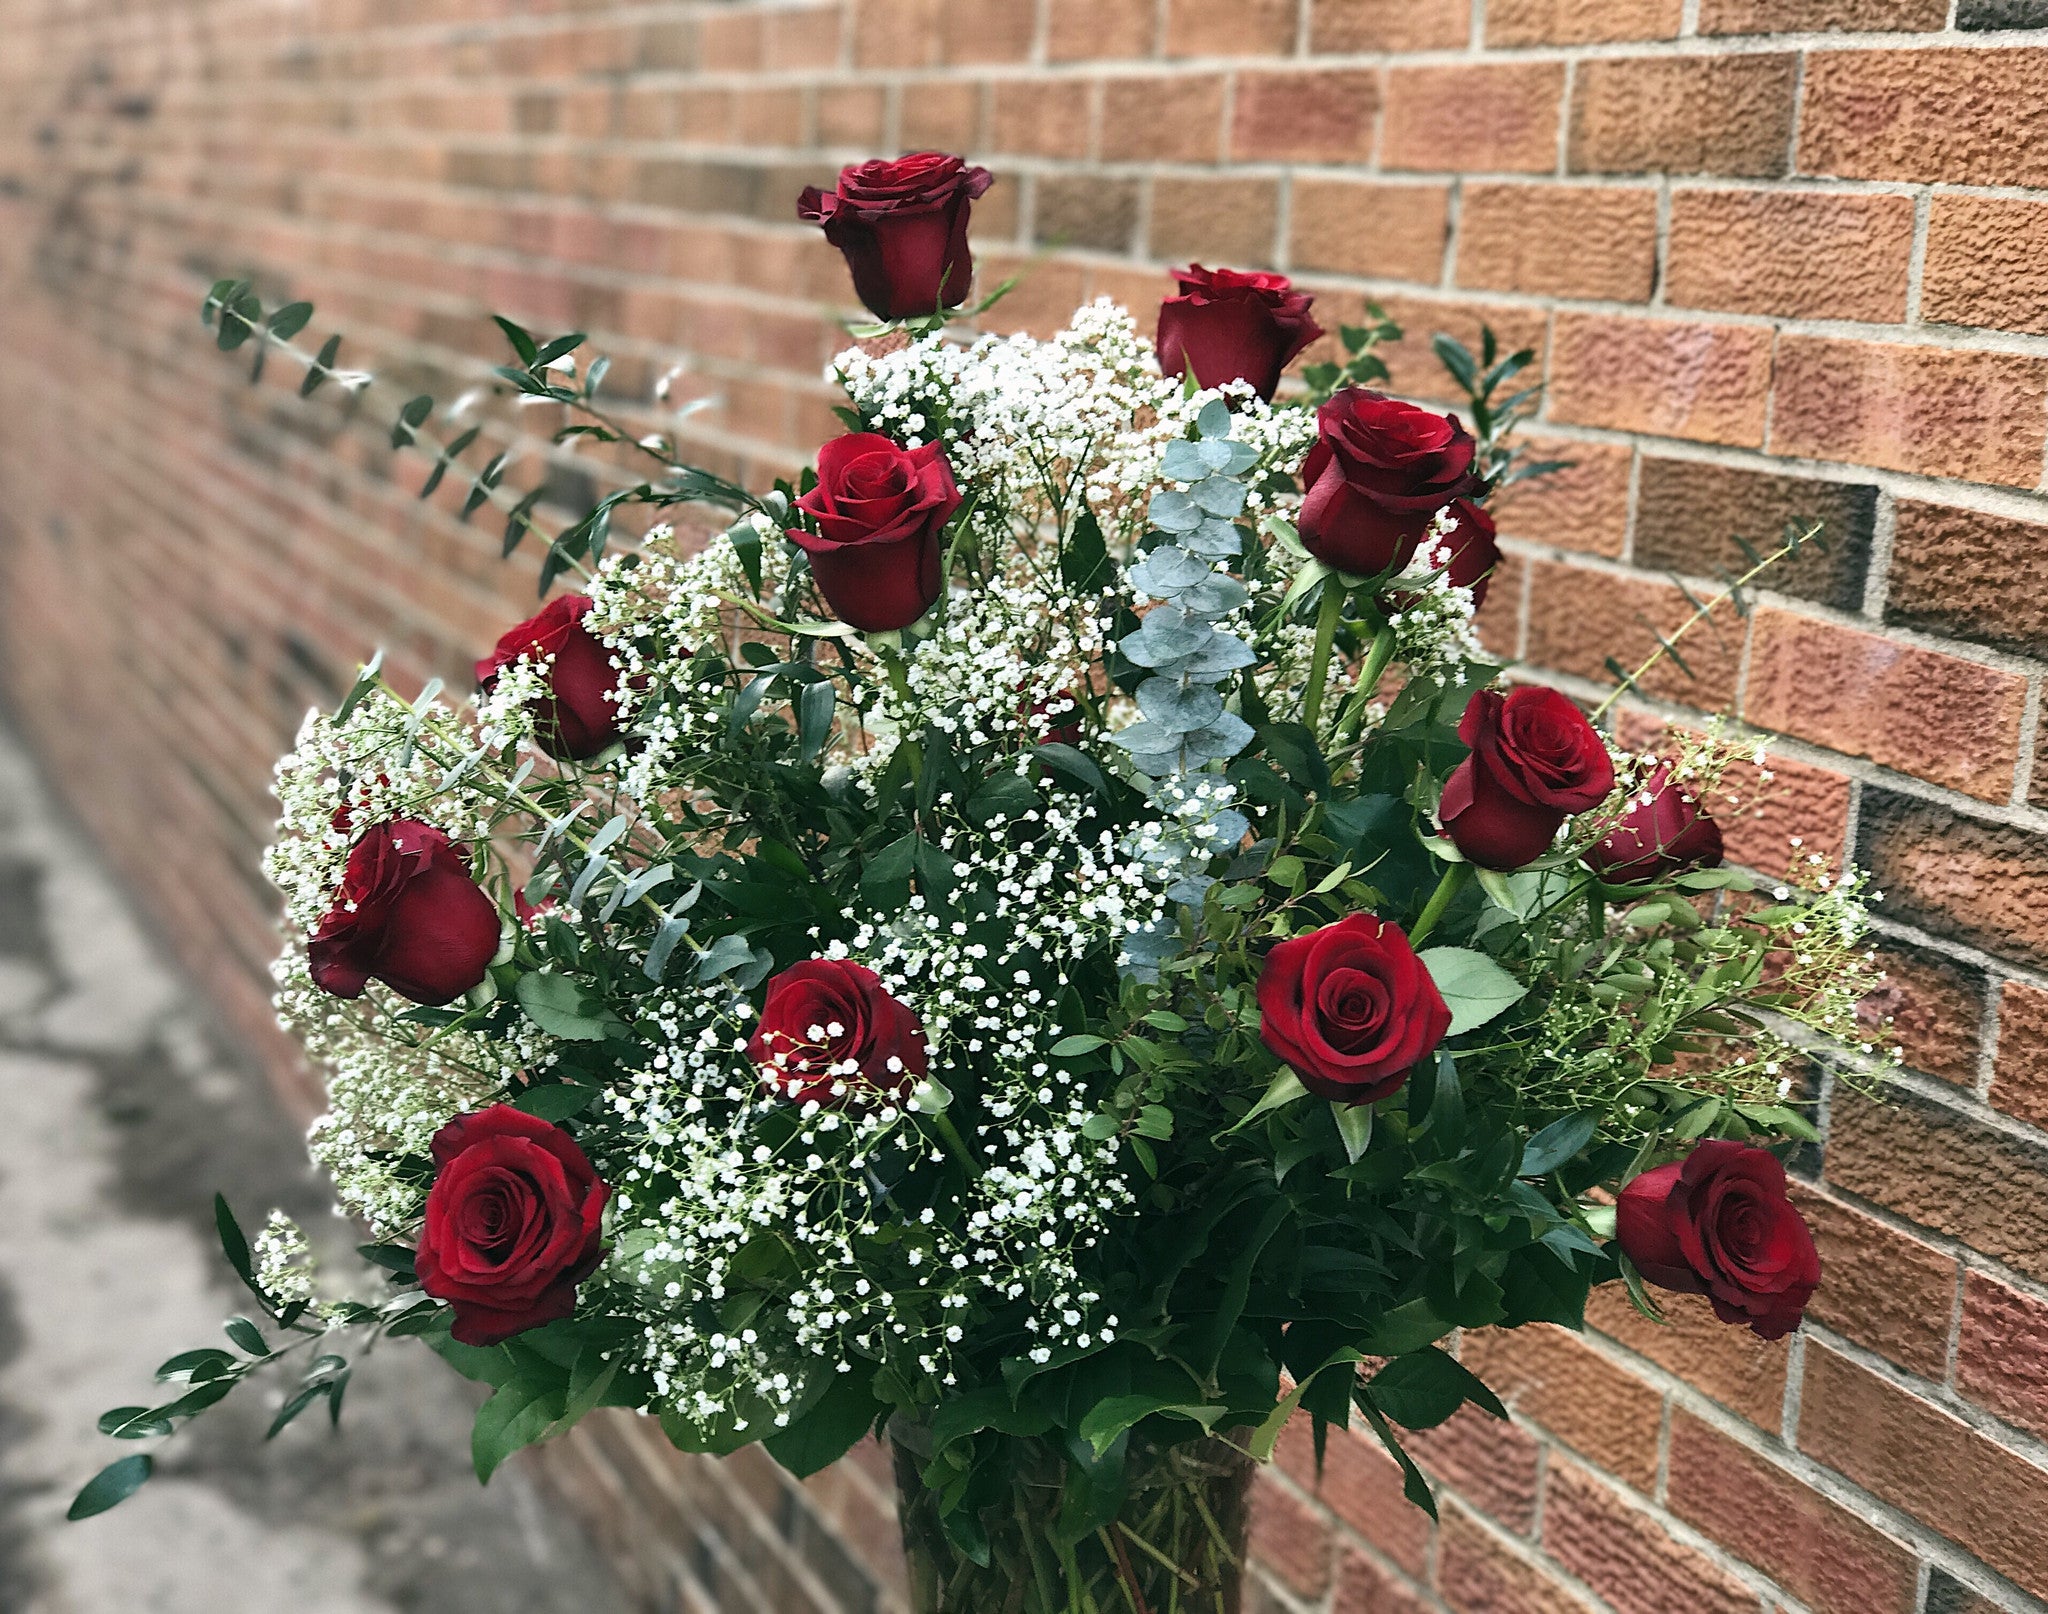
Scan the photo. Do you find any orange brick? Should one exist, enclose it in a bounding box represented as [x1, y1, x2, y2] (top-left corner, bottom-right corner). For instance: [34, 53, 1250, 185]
[1852, 794, 2048, 976]
[1701, 0, 1947, 26]
[1485, 0, 1684, 42]
[1794, 1181, 1961, 1377]
[1289, 180, 1449, 284]
[1370, 292, 1549, 406]
[1232, 69, 1381, 163]
[1490, 434, 1633, 558]
[1862, 942, 1988, 1089]
[1461, 1326, 1664, 1491]
[851, 0, 939, 67]
[1526, 561, 1747, 708]
[1801, 49, 2048, 188]
[1707, 747, 1853, 871]
[1275, 1414, 1433, 1577]
[1455, 184, 1660, 302]
[1382, 63, 1565, 174]
[1048, 0, 1157, 59]
[817, 82, 888, 147]
[1771, 336, 2048, 487]
[1248, 1474, 1336, 1600]
[1547, 314, 1774, 449]
[897, 78, 983, 149]
[1801, 1343, 2048, 1600]
[1475, 549, 1528, 659]
[1405, 1403, 1542, 1532]
[1666, 1411, 1919, 1614]
[1101, 73, 1226, 162]
[1666, 189, 1915, 323]
[1332, 1549, 1434, 1614]
[1150, 175, 1281, 265]
[1437, 1504, 1601, 1614]
[1633, 457, 1875, 610]
[1545, 1459, 1761, 1614]
[938, 0, 1038, 63]
[1958, 1268, 2048, 1442]
[1309, 0, 1472, 51]
[1994, 981, 2048, 1131]
[1745, 609, 2025, 800]
[988, 78, 1092, 158]
[1924, 196, 2048, 338]
[1586, 1286, 1789, 1428]
[762, 6, 845, 70]
[1165, 0, 1300, 54]
[1570, 54, 1798, 178]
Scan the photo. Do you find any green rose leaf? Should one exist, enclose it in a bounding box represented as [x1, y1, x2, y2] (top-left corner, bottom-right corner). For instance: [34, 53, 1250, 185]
[1419, 947, 1528, 1036]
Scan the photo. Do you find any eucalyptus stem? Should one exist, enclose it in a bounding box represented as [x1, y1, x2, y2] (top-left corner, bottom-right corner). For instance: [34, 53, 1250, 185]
[1300, 576, 1346, 734]
[1409, 862, 1472, 946]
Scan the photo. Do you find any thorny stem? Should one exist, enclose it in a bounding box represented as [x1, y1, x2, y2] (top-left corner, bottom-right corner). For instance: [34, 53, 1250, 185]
[1590, 525, 1822, 722]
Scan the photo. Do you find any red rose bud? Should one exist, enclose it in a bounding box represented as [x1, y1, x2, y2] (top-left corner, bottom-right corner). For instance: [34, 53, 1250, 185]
[792, 433, 963, 632]
[475, 593, 625, 762]
[1439, 687, 1615, 872]
[415, 1105, 609, 1347]
[798, 152, 994, 322]
[308, 819, 501, 1006]
[1378, 498, 1502, 616]
[748, 959, 929, 1107]
[1588, 763, 1725, 885]
[1256, 914, 1451, 1106]
[1616, 1141, 1820, 1340]
[1298, 388, 1483, 578]
[1155, 264, 1323, 403]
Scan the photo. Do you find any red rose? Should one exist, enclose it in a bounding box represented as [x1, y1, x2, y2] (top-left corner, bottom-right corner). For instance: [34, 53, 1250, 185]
[1588, 763, 1724, 885]
[475, 593, 626, 762]
[415, 1105, 610, 1347]
[747, 958, 929, 1107]
[1155, 265, 1323, 403]
[1256, 914, 1451, 1106]
[1298, 389, 1483, 578]
[1439, 687, 1615, 872]
[308, 819, 501, 1006]
[792, 433, 962, 632]
[799, 153, 994, 322]
[1616, 1141, 1820, 1340]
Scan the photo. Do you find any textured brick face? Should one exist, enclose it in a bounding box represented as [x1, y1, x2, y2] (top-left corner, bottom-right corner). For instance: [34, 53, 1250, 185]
[1456, 185, 1660, 302]
[1631, 458, 1874, 610]
[1887, 500, 2048, 656]
[1569, 54, 1798, 177]
[1290, 180, 1449, 282]
[1382, 63, 1566, 173]
[1665, 189, 1915, 322]
[1924, 196, 2048, 336]
[1856, 790, 2048, 969]
[1800, 49, 2048, 187]
[1699, 0, 1948, 28]
[1485, 0, 1684, 44]
[1547, 314, 1774, 447]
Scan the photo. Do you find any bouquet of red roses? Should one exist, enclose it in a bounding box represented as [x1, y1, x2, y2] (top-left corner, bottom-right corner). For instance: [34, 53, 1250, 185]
[76, 152, 1890, 1612]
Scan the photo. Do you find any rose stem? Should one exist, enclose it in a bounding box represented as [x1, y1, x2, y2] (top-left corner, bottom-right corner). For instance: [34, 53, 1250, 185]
[1299, 575, 1346, 735]
[1408, 862, 1473, 946]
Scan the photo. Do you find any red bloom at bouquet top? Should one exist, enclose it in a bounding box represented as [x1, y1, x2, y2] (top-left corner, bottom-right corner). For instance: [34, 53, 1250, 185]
[308, 819, 501, 1006]
[1588, 763, 1725, 885]
[1155, 265, 1323, 403]
[792, 433, 962, 632]
[1616, 1141, 1820, 1340]
[1298, 388, 1483, 579]
[415, 1104, 610, 1347]
[1439, 687, 1614, 871]
[799, 152, 994, 322]
[748, 958, 930, 1107]
[1257, 914, 1450, 1106]
[475, 593, 626, 761]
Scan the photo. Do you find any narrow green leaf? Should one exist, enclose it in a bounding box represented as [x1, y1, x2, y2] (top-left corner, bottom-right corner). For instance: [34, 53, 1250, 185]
[492, 315, 539, 366]
[68, 1455, 153, 1521]
[302, 333, 341, 397]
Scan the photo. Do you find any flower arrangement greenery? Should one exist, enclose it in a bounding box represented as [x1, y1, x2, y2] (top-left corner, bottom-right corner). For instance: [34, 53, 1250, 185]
[72, 152, 1892, 1614]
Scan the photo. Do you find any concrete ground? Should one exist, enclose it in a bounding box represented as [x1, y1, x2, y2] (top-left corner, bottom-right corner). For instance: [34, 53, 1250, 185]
[0, 724, 638, 1614]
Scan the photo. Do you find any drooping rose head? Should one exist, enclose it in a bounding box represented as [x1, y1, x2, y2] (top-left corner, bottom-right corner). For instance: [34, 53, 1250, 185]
[415, 1105, 610, 1347]
[791, 433, 962, 632]
[1378, 497, 1502, 616]
[1256, 914, 1452, 1106]
[308, 819, 502, 1006]
[475, 593, 625, 761]
[798, 152, 994, 322]
[1588, 764, 1725, 885]
[1297, 388, 1483, 578]
[1439, 687, 1615, 872]
[1615, 1141, 1820, 1340]
[747, 958, 929, 1107]
[1155, 265, 1323, 403]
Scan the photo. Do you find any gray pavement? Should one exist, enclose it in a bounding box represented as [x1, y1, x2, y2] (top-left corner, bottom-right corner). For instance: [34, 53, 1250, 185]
[0, 723, 638, 1613]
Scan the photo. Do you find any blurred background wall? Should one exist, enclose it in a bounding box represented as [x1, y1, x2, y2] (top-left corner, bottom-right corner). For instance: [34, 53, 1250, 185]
[3, 1, 2048, 1611]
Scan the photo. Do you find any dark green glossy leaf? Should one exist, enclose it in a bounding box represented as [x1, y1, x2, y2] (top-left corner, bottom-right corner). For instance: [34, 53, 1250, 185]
[68, 1455, 153, 1521]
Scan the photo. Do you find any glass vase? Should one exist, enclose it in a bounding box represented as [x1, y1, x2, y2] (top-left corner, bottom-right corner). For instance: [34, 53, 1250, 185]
[889, 1419, 1255, 1614]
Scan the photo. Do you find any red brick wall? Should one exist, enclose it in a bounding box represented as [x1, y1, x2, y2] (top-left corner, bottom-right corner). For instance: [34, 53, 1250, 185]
[5, 1, 2048, 1610]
